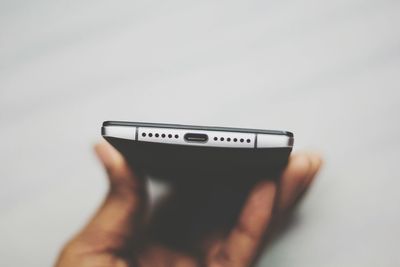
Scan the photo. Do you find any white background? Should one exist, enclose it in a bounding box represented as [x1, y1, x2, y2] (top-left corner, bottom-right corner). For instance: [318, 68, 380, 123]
[1, 0, 399, 266]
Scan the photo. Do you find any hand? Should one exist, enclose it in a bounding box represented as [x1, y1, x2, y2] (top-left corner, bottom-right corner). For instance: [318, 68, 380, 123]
[55, 142, 322, 267]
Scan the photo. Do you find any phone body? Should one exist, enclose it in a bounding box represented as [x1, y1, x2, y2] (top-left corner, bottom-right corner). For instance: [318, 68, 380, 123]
[102, 121, 294, 249]
[102, 121, 294, 182]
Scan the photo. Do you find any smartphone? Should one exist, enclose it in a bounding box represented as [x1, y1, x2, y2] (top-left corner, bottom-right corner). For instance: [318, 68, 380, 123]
[102, 121, 294, 182]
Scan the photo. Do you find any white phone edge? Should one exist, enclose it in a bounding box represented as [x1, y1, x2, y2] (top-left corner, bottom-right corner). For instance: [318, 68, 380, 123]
[102, 125, 293, 148]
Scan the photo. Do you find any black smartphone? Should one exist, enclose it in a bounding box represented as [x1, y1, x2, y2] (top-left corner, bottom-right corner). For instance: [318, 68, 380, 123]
[102, 121, 294, 249]
[102, 121, 294, 182]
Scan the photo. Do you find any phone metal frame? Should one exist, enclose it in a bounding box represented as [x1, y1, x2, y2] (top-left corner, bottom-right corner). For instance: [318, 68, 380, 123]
[102, 122, 294, 149]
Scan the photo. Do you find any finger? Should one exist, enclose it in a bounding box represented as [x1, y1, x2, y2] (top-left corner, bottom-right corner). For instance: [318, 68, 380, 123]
[71, 142, 147, 254]
[209, 181, 276, 267]
[304, 152, 323, 187]
[291, 153, 323, 208]
[277, 152, 322, 212]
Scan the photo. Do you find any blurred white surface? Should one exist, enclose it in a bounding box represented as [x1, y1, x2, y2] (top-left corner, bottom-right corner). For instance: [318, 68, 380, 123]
[1, 0, 400, 266]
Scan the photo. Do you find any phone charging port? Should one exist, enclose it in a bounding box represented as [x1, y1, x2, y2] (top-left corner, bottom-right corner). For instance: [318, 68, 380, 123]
[184, 133, 208, 143]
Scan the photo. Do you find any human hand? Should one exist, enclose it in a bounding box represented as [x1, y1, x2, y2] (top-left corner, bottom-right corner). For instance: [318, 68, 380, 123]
[55, 142, 322, 267]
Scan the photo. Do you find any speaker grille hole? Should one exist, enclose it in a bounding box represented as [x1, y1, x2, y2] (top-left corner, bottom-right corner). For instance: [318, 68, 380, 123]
[140, 131, 251, 145]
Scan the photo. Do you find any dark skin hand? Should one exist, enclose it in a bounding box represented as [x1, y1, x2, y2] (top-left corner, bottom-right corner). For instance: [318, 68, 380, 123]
[55, 142, 322, 267]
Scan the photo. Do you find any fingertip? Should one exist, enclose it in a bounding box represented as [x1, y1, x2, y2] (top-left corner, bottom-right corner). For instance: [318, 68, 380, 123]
[94, 142, 110, 164]
[93, 141, 135, 188]
[283, 153, 312, 185]
[305, 152, 323, 185]
[285, 151, 323, 181]
[278, 151, 323, 211]
[309, 152, 323, 171]
[94, 141, 124, 168]
[277, 153, 313, 211]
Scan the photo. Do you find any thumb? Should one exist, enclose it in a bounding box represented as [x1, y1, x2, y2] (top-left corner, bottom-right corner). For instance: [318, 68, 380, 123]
[71, 141, 147, 254]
